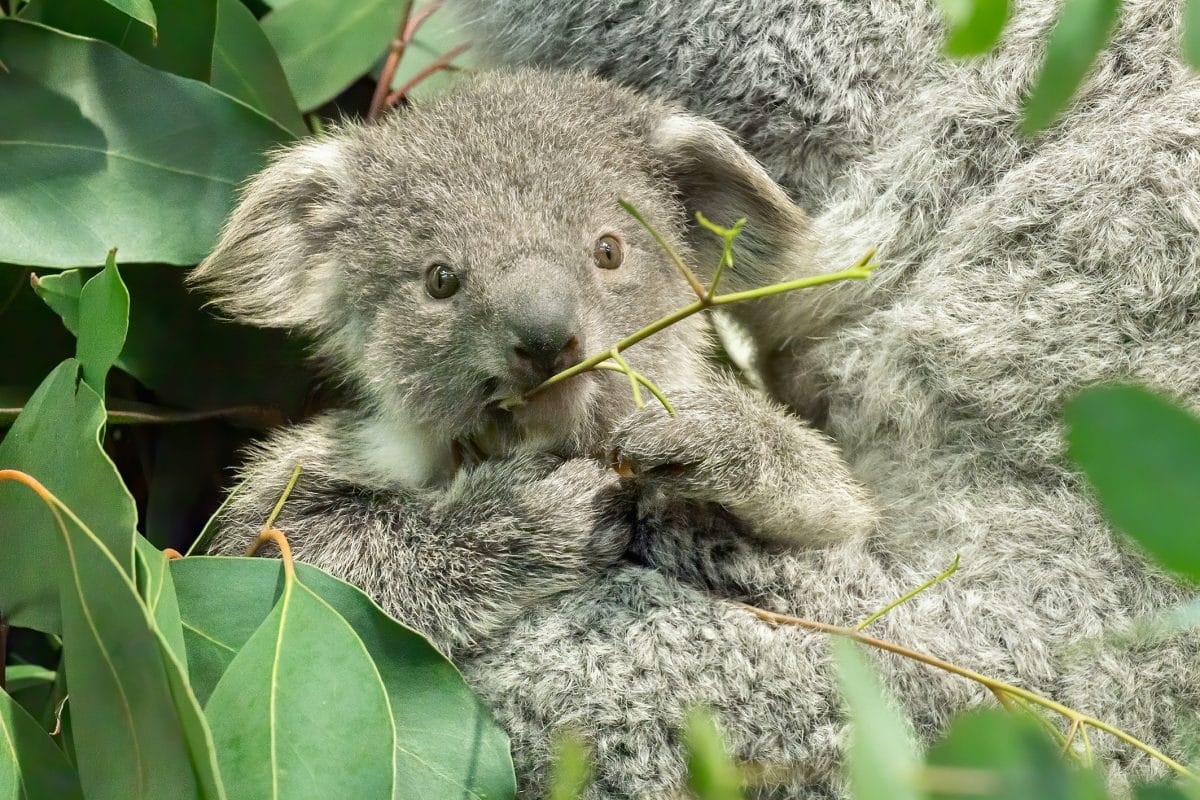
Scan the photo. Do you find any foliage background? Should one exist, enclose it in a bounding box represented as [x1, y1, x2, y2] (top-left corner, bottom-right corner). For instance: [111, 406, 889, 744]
[0, 0, 1198, 798]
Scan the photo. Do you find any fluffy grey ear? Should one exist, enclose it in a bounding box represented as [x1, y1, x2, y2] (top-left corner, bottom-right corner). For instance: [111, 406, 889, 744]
[190, 138, 349, 330]
[648, 113, 816, 292]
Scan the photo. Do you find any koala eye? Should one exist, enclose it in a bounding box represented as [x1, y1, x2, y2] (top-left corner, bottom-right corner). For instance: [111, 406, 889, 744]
[425, 264, 460, 299]
[593, 234, 624, 270]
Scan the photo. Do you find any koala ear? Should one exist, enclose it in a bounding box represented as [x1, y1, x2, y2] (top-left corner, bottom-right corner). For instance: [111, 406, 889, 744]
[190, 138, 349, 330]
[648, 113, 815, 291]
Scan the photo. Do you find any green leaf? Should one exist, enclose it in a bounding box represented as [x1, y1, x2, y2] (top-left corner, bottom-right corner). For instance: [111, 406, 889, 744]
[1064, 385, 1200, 584]
[0, 688, 83, 800]
[548, 734, 591, 800]
[1022, 0, 1122, 134]
[684, 707, 744, 800]
[2, 665, 56, 693]
[172, 556, 517, 798]
[925, 709, 1107, 799]
[99, 0, 157, 35]
[1184, 0, 1200, 70]
[47, 481, 224, 799]
[134, 536, 189, 669]
[0, 20, 291, 268]
[0, 360, 136, 633]
[833, 639, 922, 800]
[76, 250, 129, 398]
[940, 0, 1011, 57]
[212, 0, 308, 137]
[29, 271, 82, 332]
[202, 565, 396, 799]
[262, 0, 412, 110]
[1134, 783, 1193, 800]
[34, 264, 313, 416]
[28, 0, 214, 83]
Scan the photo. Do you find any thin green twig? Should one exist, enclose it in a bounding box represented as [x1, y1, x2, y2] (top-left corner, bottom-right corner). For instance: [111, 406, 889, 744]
[857, 553, 960, 630]
[608, 350, 644, 407]
[263, 462, 303, 531]
[618, 199, 707, 300]
[593, 363, 676, 416]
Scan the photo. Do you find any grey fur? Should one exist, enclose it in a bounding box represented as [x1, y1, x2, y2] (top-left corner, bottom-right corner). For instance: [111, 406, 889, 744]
[194, 69, 882, 797]
[441, 0, 1200, 794]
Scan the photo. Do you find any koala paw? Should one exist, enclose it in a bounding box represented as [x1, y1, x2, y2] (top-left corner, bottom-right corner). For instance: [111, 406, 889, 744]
[607, 387, 761, 505]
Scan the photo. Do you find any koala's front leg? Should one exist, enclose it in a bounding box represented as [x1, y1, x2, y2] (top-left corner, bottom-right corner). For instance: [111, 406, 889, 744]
[208, 420, 633, 656]
[610, 373, 877, 547]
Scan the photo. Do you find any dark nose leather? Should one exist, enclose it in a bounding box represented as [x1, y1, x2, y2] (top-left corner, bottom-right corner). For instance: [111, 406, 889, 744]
[509, 332, 582, 384]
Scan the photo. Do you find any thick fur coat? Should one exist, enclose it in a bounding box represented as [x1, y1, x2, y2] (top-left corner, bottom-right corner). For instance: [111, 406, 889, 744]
[444, 0, 1200, 795]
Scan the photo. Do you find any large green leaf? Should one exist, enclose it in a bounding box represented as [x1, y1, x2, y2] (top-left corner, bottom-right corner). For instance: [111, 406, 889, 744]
[262, 0, 411, 110]
[683, 708, 743, 800]
[1065, 385, 1200, 585]
[212, 0, 308, 137]
[1184, 0, 1200, 70]
[76, 250, 129, 398]
[940, 0, 1011, 57]
[28, 0, 216, 83]
[0, 20, 290, 267]
[98, 0, 157, 38]
[1022, 0, 1122, 134]
[172, 556, 517, 799]
[833, 639, 922, 800]
[0, 688, 83, 800]
[135, 536, 188, 669]
[925, 710, 1107, 799]
[51, 483, 224, 800]
[202, 563, 396, 799]
[0, 360, 135, 633]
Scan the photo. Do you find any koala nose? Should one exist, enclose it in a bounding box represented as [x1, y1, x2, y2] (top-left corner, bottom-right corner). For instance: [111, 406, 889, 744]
[509, 331, 583, 385]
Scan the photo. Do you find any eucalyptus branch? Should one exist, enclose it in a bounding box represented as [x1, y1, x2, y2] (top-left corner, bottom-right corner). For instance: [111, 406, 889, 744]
[502, 200, 878, 413]
[742, 604, 1198, 783]
[856, 553, 960, 630]
[367, 0, 416, 121]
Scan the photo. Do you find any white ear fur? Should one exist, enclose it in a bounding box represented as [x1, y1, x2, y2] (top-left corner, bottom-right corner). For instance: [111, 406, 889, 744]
[190, 138, 350, 330]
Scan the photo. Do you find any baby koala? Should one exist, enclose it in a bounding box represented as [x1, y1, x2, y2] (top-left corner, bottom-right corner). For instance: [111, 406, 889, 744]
[194, 68, 876, 795]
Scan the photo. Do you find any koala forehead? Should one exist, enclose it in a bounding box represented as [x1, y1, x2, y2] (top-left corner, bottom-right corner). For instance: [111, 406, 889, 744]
[319, 70, 674, 256]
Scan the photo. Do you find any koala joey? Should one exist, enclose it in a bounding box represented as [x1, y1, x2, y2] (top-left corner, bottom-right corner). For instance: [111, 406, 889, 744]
[194, 69, 879, 796]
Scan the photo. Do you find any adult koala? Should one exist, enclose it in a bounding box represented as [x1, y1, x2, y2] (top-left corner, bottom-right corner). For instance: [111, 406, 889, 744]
[451, 0, 1200, 791]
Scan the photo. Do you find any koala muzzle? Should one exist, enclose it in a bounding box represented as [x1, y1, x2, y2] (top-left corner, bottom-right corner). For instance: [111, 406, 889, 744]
[503, 287, 584, 387]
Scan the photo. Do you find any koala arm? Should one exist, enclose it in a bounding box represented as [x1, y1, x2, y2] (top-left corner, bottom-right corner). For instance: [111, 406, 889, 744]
[611, 372, 878, 548]
[207, 413, 633, 657]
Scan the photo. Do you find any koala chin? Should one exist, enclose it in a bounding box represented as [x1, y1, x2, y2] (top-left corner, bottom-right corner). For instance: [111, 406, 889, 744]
[194, 68, 880, 797]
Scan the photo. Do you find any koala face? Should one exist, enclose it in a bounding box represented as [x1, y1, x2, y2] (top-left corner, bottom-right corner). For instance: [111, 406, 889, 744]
[193, 69, 812, 468]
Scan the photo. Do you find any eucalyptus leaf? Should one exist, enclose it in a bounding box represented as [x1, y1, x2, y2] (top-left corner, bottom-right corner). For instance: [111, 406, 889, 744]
[925, 709, 1107, 799]
[0, 688, 83, 800]
[98, 0, 157, 38]
[212, 0, 307, 137]
[28, 0, 215, 83]
[172, 556, 517, 798]
[262, 0, 411, 110]
[1184, 0, 1200, 70]
[76, 250, 129, 398]
[51, 480, 224, 799]
[833, 639, 922, 800]
[0, 360, 136, 633]
[548, 735, 591, 800]
[2, 665, 55, 693]
[202, 564, 397, 799]
[1022, 0, 1122, 134]
[0, 20, 290, 267]
[684, 707, 743, 800]
[1065, 385, 1200, 584]
[940, 0, 1011, 57]
[134, 536, 188, 669]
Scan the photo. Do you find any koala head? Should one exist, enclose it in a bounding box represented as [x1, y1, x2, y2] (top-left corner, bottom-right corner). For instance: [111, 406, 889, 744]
[192, 69, 811, 482]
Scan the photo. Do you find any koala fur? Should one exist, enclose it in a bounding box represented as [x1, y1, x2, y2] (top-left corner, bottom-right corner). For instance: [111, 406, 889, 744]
[194, 68, 882, 798]
[443, 0, 1200, 793]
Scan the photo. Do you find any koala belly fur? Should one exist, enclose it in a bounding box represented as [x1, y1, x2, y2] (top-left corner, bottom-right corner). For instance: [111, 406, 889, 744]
[200, 1, 1200, 797]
